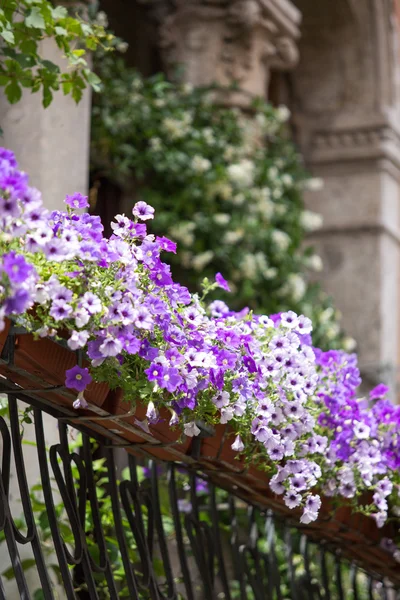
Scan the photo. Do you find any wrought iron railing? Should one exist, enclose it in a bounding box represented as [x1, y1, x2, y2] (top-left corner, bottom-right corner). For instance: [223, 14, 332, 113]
[0, 385, 399, 600]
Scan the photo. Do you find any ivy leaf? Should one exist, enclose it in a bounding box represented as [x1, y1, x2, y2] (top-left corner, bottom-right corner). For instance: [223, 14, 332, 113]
[40, 59, 60, 74]
[25, 7, 46, 29]
[5, 80, 22, 104]
[0, 29, 14, 44]
[13, 53, 36, 69]
[54, 26, 67, 37]
[19, 38, 37, 55]
[62, 80, 72, 96]
[51, 6, 68, 20]
[2, 559, 36, 579]
[84, 69, 102, 92]
[42, 85, 53, 108]
[71, 84, 83, 104]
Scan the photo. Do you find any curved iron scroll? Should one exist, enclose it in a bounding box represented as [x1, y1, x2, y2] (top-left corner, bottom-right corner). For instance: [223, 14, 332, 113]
[0, 391, 399, 599]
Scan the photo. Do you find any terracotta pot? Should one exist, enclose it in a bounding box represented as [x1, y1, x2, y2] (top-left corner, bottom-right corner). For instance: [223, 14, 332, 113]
[0, 319, 110, 407]
[1, 321, 399, 581]
[0, 319, 192, 463]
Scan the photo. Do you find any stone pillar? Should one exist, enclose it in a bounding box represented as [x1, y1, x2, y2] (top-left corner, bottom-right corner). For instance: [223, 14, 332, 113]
[0, 14, 91, 598]
[141, 0, 301, 107]
[0, 36, 92, 209]
[291, 0, 400, 394]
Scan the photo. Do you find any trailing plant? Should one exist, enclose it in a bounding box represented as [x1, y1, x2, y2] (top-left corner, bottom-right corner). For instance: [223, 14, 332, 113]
[0, 0, 113, 107]
[90, 49, 353, 352]
[0, 148, 399, 548]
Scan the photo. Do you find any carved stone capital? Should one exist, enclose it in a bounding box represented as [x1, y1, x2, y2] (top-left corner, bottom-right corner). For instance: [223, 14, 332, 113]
[140, 0, 301, 106]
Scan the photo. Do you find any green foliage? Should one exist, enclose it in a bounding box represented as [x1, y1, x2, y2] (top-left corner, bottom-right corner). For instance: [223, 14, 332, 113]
[0, 0, 113, 107]
[91, 51, 354, 351]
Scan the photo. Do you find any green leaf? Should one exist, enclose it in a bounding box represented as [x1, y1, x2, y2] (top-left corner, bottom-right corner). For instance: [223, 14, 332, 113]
[40, 59, 60, 74]
[51, 6, 68, 20]
[0, 29, 14, 44]
[62, 80, 72, 96]
[83, 69, 102, 92]
[42, 86, 53, 108]
[25, 7, 46, 29]
[13, 53, 36, 69]
[72, 49, 85, 58]
[54, 26, 67, 37]
[2, 559, 36, 580]
[5, 81, 22, 104]
[19, 39, 37, 55]
[33, 590, 45, 600]
[71, 84, 83, 104]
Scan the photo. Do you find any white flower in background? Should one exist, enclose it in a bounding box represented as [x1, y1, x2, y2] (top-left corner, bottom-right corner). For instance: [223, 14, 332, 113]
[202, 127, 215, 145]
[131, 78, 143, 91]
[95, 11, 108, 27]
[305, 254, 323, 272]
[255, 252, 268, 274]
[272, 187, 283, 200]
[208, 181, 233, 201]
[224, 229, 244, 244]
[213, 213, 231, 226]
[227, 159, 255, 188]
[342, 336, 357, 352]
[319, 307, 334, 324]
[255, 113, 267, 129]
[274, 202, 286, 216]
[276, 105, 291, 123]
[223, 145, 236, 161]
[150, 137, 162, 151]
[192, 250, 214, 271]
[271, 230, 290, 251]
[240, 253, 258, 281]
[326, 323, 341, 340]
[268, 166, 279, 180]
[116, 41, 129, 53]
[281, 274, 306, 302]
[300, 210, 323, 232]
[181, 83, 194, 95]
[231, 193, 245, 206]
[259, 199, 274, 220]
[163, 114, 192, 140]
[281, 174, 293, 187]
[303, 177, 324, 192]
[169, 222, 196, 247]
[191, 155, 212, 173]
[154, 98, 166, 108]
[264, 267, 277, 280]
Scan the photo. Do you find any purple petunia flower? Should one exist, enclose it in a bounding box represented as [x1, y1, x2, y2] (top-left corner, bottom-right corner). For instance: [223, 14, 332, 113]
[50, 300, 73, 321]
[4, 289, 31, 315]
[2, 252, 34, 284]
[215, 272, 230, 292]
[73, 392, 89, 409]
[370, 383, 389, 400]
[65, 365, 92, 392]
[65, 193, 89, 209]
[156, 236, 177, 254]
[132, 201, 155, 221]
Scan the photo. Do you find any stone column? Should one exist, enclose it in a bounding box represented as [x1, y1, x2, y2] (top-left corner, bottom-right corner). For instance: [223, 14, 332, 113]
[0, 11, 91, 598]
[140, 0, 301, 107]
[290, 0, 400, 394]
[0, 36, 92, 209]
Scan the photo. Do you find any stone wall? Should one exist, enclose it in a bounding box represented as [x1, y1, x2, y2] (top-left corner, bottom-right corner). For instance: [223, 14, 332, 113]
[290, 0, 400, 395]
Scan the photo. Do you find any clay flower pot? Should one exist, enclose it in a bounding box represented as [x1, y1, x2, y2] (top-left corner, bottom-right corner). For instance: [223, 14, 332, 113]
[0, 320, 399, 582]
[0, 319, 192, 463]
